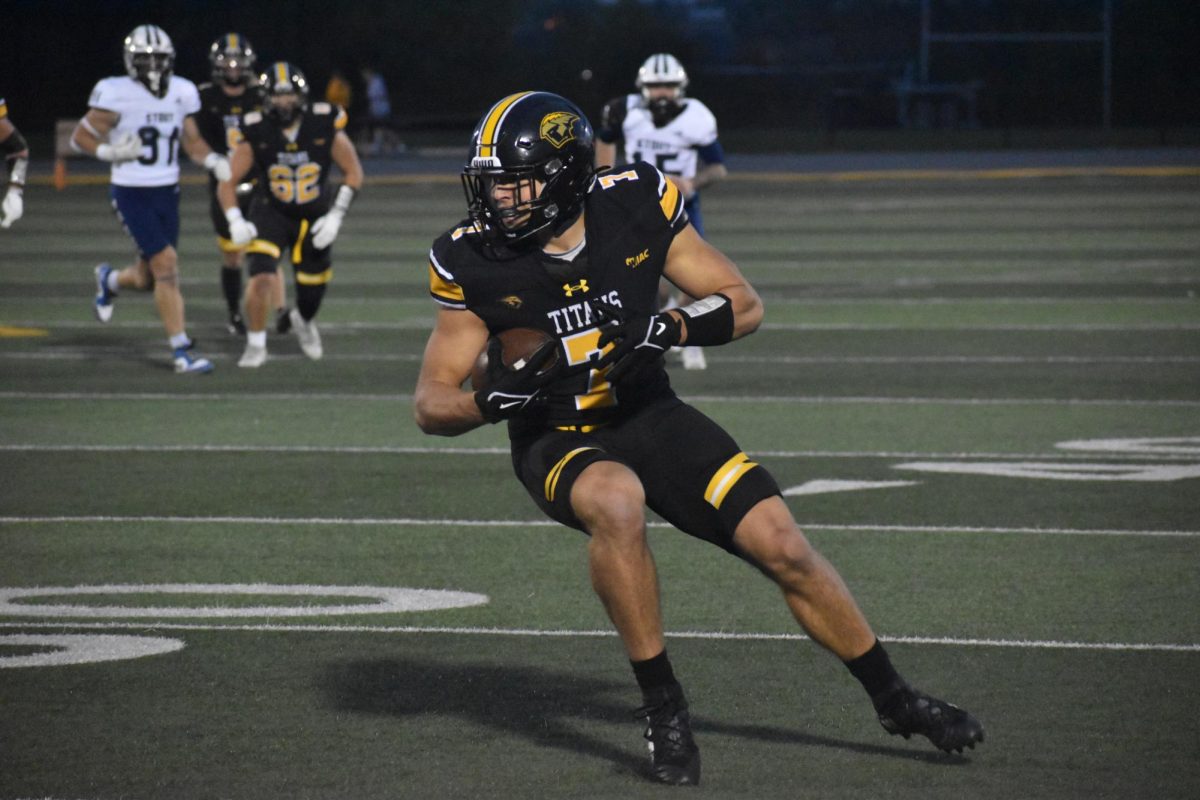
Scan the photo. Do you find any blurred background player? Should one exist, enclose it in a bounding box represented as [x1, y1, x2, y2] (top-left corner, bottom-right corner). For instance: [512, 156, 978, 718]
[0, 96, 29, 229]
[596, 53, 728, 370]
[71, 24, 231, 373]
[196, 33, 287, 336]
[218, 62, 363, 368]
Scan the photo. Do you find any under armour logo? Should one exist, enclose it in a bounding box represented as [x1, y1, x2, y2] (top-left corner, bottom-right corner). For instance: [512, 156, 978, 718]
[562, 280, 590, 297]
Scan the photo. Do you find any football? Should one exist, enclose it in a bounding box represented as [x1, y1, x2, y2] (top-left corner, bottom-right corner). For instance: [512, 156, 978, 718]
[470, 327, 559, 391]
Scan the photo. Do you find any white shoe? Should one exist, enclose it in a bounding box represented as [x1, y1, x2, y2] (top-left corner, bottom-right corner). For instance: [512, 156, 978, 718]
[681, 346, 707, 370]
[290, 308, 323, 360]
[93, 263, 116, 323]
[173, 345, 214, 374]
[238, 343, 268, 368]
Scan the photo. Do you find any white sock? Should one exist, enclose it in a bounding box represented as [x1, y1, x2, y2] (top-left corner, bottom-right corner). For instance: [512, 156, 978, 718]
[247, 330, 267, 348]
[106, 271, 120, 293]
[169, 333, 190, 349]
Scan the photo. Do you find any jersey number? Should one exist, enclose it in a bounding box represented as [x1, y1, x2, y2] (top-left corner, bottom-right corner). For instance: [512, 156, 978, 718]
[631, 151, 681, 175]
[268, 163, 322, 204]
[136, 126, 180, 167]
[561, 329, 617, 411]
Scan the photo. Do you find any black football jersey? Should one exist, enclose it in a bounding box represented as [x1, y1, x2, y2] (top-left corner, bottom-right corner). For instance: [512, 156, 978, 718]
[428, 161, 690, 429]
[240, 102, 348, 219]
[195, 82, 266, 154]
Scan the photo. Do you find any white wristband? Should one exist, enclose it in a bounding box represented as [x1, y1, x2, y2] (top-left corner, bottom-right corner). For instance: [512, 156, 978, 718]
[224, 207, 246, 225]
[204, 152, 221, 170]
[95, 143, 114, 162]
[332, 184, 357, 213]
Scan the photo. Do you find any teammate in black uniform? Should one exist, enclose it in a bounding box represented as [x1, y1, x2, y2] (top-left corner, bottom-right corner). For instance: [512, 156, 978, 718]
[0, 96, 29, 228]
[413, 92, 984, 786]
[195, 33, 277, 335]
[218, 62, 363, 368]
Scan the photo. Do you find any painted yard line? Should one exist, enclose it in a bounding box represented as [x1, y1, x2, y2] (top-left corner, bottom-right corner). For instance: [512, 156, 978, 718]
[0, 620, 1195, 652]
[14, 296, 1200, 307]
[4, 351, 1198, 366]
[2, 391, 1197, 407]
[1, 515, 1195, 538]
[0, 351, 424, 363]
[6, 319, 1200, 332]
[34, 164, 1200, 188]
[3, 444, 1197, 462]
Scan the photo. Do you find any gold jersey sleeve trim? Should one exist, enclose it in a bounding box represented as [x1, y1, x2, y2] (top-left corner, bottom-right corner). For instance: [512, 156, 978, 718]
[658, 175, 682, 222]
[428, 262, 466, 307]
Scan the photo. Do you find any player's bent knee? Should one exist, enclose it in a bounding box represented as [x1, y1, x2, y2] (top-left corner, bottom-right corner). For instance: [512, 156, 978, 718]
[733, 498, 817, 571]
[572, 461, 646, 536]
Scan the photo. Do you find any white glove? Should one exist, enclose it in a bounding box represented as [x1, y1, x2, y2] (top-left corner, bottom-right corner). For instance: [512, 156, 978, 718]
[96, 131, 143, 163]
[224, 207, 257, 247]
[0, 187, 22, 229]
[310, 208, 344, 249]
[204, 152, 232, 182]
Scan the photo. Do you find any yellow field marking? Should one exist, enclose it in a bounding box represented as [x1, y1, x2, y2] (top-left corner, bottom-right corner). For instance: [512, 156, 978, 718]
[0, 325, 50, 338]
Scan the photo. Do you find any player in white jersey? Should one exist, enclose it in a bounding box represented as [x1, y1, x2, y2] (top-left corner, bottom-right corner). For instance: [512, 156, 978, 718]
[70, 24, 233, 373]
[596, 54, 728, 370]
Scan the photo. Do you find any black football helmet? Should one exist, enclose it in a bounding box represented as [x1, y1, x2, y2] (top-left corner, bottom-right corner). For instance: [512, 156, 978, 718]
[209, 33, 257, 87]
[260, 62, 309, 125]
[462, 91, 595, 250]
[123, 24, 175, 98]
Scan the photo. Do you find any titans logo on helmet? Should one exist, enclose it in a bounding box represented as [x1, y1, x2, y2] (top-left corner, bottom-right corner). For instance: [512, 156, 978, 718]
[540, 112, 579, 149]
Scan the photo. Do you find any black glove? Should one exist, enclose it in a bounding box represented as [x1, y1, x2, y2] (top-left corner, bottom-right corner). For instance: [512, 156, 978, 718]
[473, 337, 562, 423]
[594, 302, 682, 384]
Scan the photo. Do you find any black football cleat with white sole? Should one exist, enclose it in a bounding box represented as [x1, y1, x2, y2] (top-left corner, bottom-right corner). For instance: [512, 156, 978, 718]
[875, 681, 985, 754]
[634, 685, 701, 786]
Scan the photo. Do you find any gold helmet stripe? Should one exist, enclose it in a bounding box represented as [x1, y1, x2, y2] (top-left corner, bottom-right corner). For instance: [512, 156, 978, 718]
[228, 33, 240, 50]
[274, 62, 288, 87]
[476, 91, 535, 161]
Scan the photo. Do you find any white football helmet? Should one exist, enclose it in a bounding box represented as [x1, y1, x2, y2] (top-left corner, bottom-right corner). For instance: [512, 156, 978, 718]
[124, 24, 175, 98]
[635, 53, 689, 102]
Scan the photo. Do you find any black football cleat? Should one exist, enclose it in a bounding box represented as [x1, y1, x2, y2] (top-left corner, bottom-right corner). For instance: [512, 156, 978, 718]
[275, 307, 293, 334]
[227, 312, 247, 336]
[634, 685, 701, 786]
[875, 681, 985, 754]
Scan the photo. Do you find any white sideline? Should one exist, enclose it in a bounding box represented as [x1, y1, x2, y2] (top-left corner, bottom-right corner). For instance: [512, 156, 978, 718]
[0, 620, 1195, 653]
[3, 443, 1199, 461]
[3, 391, 1199, 407]
[1, 515, 1197, 537]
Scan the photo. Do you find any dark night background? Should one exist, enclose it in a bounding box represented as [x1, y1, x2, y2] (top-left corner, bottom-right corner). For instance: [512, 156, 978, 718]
[3, 0, 1198, 151]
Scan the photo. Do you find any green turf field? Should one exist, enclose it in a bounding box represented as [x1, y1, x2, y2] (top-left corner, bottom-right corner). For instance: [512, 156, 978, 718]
[1, 163, 1198, 799]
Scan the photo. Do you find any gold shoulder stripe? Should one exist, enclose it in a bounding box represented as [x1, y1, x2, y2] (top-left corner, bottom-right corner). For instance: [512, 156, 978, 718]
[704, 452, 758, 509]
[427, 262, 465, 303]
[659, 177, 681, 221]
[334, 107, 348, 130]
